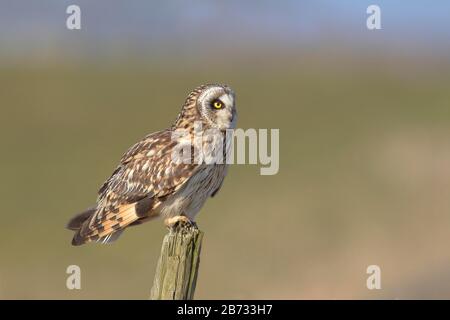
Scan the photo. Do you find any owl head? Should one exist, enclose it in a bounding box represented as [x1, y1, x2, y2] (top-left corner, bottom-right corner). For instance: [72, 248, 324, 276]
[193, 84, 237, 131]
[174, 84, 237, 131]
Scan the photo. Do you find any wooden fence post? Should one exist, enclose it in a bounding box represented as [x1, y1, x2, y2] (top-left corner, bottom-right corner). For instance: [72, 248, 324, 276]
[150, 223, 204, 300]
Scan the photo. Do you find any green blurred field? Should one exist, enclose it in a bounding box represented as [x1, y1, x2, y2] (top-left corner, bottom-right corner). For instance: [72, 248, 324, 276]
[1, 56, 450, 299]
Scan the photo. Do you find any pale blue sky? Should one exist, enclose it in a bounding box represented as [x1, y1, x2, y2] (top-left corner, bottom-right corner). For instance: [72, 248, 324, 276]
[0, 1, 449, 60]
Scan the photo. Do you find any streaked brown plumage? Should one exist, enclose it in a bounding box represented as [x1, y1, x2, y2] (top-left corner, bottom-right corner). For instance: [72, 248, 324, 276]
[67, 84, 237, 245]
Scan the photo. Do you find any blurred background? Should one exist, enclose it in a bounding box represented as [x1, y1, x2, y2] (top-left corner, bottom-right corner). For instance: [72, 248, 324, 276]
[1, 0, 450, 299]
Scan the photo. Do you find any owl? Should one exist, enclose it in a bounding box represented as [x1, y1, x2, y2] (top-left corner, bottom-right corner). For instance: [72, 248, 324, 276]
[67, 84, 237, 246]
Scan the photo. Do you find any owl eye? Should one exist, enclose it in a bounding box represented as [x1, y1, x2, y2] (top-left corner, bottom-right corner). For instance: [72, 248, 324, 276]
[211, 99, 224, 110]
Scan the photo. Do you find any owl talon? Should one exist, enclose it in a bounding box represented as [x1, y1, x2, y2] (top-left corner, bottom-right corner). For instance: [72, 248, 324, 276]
[164, 216, 196, 229]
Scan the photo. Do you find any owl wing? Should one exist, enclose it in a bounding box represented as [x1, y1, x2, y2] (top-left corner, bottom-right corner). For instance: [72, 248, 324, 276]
[70, 129, 199, 245]
[210, 164, 228, 197]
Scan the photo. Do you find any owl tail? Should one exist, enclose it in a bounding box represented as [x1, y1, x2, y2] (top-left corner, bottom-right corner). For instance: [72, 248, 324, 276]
[68, 209, 127, 246]
[67, 203, 144, 246]
[67, 207, 100, 246]
[67, 196, 155, 246]
[66, 207, 96, 231]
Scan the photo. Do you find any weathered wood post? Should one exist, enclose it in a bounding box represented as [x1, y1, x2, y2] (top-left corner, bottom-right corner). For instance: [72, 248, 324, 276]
[150, 222, 204, 300]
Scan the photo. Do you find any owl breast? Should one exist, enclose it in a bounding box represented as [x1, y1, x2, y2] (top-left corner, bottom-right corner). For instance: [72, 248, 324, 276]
[158, 164, 227, 220]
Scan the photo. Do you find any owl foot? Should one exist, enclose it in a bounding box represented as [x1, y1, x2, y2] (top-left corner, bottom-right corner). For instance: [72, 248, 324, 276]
[164, 215, 197, 230]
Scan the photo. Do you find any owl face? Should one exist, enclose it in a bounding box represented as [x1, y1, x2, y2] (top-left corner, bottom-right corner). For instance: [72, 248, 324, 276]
[196, 85, 237, 131]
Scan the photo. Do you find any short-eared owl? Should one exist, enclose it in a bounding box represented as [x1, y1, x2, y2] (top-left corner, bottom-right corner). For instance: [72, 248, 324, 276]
[67, 84, 237, 246]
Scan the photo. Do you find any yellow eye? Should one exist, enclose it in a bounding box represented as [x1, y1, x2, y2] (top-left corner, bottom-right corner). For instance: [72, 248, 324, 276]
[212, 99, 224, 109]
